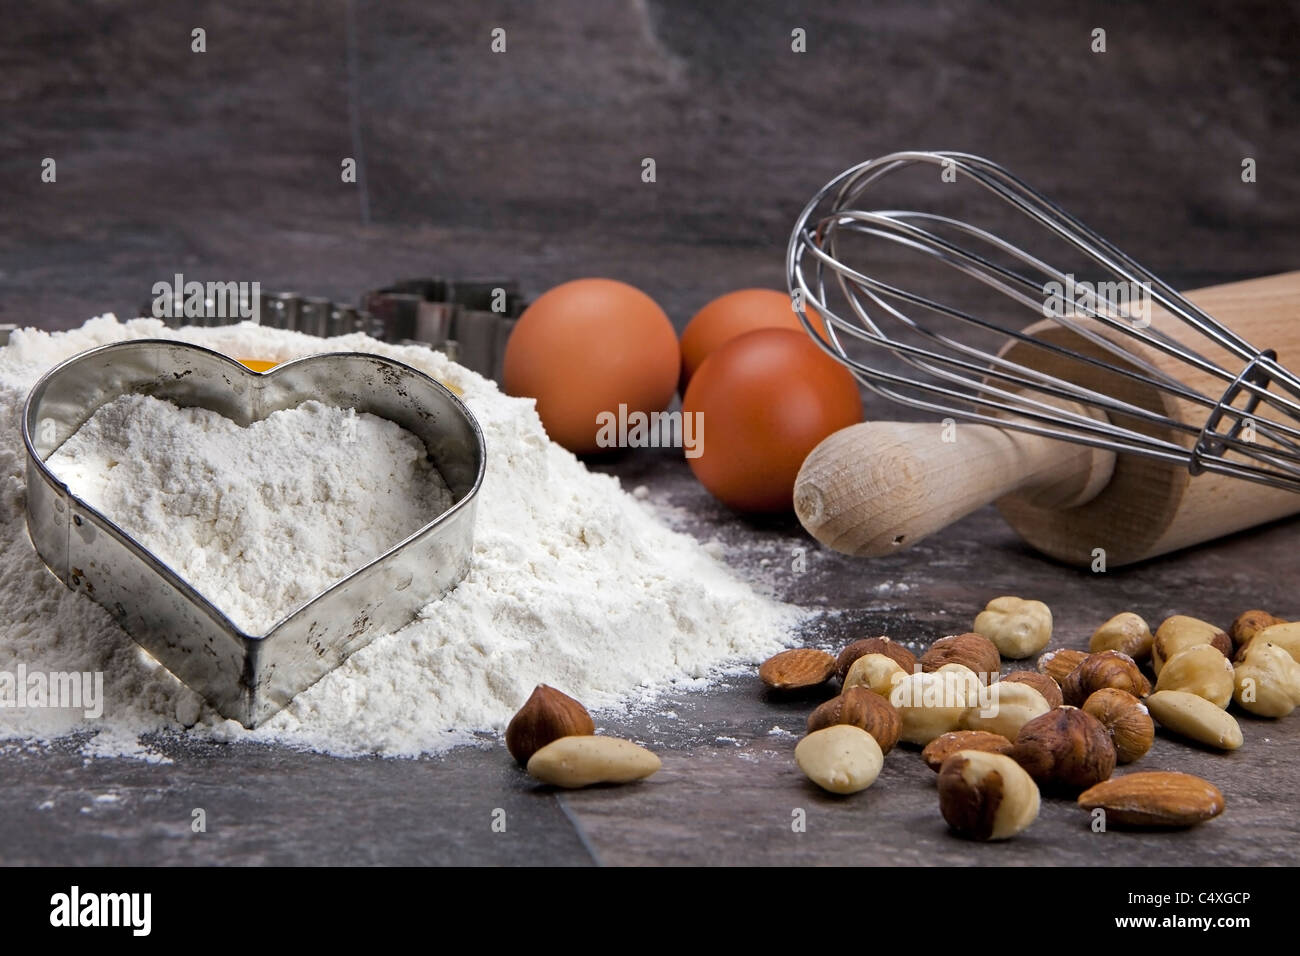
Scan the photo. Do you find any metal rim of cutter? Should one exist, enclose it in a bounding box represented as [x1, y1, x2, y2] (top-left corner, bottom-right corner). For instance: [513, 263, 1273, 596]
[22, 339, 485, 728]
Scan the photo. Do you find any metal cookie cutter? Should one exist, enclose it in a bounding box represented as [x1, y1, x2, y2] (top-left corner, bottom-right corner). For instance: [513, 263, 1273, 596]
[139, 279, 529, 383]
[22, 340, 485, 727]
[361, 278, 528, 382]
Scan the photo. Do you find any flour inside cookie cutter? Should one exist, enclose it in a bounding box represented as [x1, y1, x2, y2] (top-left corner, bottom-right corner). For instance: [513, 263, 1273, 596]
[22, 340, 485, 727]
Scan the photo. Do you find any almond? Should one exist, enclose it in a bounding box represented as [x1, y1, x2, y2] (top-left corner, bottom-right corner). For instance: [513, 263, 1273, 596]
[760, 648, 837, 690]
[1145, 690, 1243, 750]
[1077, 771, 1225, 827]
[526, 736, 661, 788]
[505, 684, 595, 766]
[922, 730, 1013, 772]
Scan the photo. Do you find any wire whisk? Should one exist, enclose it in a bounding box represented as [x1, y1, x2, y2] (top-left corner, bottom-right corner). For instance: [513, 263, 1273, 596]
[787, 150, 1300, 492]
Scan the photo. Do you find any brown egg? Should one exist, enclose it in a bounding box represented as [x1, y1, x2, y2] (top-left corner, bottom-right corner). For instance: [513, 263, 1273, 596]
[503, 278, 679, 453]
[682, 328, 862, 512]
[679, 288, 823, 389]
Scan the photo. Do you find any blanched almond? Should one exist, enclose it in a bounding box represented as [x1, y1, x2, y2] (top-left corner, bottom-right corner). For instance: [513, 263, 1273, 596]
[526, 736, 661, 788]
[1145, 690, 1243, 750]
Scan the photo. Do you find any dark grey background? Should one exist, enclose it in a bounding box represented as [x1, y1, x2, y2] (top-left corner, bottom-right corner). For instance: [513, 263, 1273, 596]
[3, 0, 1298, 326]
[0, 1, 1297, 865]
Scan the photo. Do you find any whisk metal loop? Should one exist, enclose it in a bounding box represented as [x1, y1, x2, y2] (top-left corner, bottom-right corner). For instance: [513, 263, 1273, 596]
[788, 150, 1300, 492]
[1191, 349, 1278, 476]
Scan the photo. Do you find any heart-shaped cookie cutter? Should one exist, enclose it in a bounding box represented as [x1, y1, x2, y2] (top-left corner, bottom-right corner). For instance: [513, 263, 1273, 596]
[22, 340, 485, 728]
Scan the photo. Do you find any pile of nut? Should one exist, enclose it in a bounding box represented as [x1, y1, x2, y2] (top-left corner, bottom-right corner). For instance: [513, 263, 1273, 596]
[760, 597, 1299, 840]
[503, 685, 661, 788]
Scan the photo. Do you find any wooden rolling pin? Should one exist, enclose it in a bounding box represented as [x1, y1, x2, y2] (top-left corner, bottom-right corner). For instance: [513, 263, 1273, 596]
[794, 271, 1300, 566]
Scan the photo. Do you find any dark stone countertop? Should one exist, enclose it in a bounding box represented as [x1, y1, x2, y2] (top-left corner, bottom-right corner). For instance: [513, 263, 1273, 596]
[0, 0, 1297, 865]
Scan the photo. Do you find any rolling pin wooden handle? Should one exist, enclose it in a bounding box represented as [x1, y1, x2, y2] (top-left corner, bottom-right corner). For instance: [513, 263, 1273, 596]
[793, 420, 1116, 557]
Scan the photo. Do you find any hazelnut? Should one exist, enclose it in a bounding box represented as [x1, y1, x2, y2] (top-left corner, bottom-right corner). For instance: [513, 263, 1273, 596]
[505, 684, 596, 766]
[973, 596, 1053, 659]
[922, 730, 1013, 772]
[1152, 616, 1232, 675]
[1089, 612, 1153, 662]
[962, 680, 1051, 741]
[835, 636, 917, 681]
[1082, 688, 1153, 764]
[1061, 650, 1152, 706]
[1236, 621, 1300, 664]
[1011, 707, 1116, 792]
[759, 647, 837, 690]
[937, 750, 1041, 840]
[890, 667, 979, 745]
[1229, 609, 1287, 650]
[807, 686, 902, 753]
[920, 632, 1001, 678]
[843, 653, 909, 698]
[795, 725, 884, 794]
[935, 662, 985, 706]
[1000, 670, 1064, 709]
[1037, 648, 1088, 686]
[1233, 640, 1300, 718]
[1153, 644, 1234, 709]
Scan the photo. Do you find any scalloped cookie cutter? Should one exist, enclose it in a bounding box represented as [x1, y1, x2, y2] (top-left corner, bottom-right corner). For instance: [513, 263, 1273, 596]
[22, 340, 485, 728]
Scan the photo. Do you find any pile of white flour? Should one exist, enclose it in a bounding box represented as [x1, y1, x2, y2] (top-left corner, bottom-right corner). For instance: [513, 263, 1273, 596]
[47, 395, 455, 636]
[0, 316, 801, 758]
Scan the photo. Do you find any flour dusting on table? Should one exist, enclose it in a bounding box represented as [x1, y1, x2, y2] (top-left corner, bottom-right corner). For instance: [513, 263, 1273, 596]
[0, 316, 801, 758]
